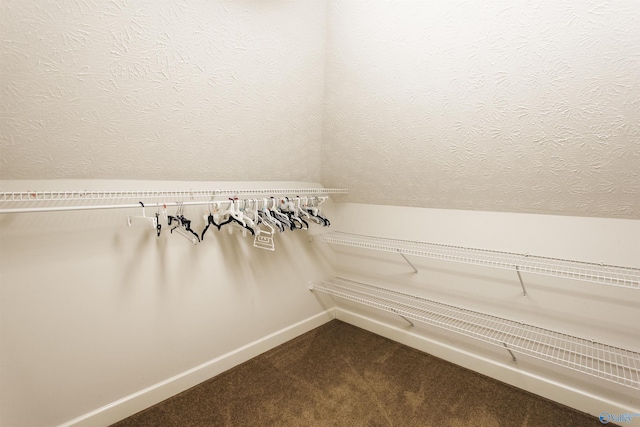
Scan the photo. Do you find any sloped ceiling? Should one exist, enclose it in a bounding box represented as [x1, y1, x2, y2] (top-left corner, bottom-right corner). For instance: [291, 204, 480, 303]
[0, 1, 326, 182]
[322, 0, 640, 219]
[1, 0, 639, 219]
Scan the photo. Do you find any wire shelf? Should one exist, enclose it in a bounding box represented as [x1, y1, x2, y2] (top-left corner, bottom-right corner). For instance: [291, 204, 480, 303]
[315, 232, 640, 289]
[0, 188, 348, 202]
[310, 277, 640, 390]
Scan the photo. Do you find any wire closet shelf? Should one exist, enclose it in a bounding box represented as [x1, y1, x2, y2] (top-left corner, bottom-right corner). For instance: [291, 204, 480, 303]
[314, 232, 640, 290]
[0, 188, 348, 202]
[309, 277, 640, 390]
[0, 188, 348, 214]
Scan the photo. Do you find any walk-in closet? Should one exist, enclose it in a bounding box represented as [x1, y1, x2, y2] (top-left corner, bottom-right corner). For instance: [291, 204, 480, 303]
[1, 1, 639, 426]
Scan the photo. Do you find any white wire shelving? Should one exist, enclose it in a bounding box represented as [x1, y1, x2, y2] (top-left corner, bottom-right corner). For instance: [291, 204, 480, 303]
[0, 188, 348, 214]
[309, 277, 640, 390]
[0, 188, 348, 202]
[314, 232, 640, 290]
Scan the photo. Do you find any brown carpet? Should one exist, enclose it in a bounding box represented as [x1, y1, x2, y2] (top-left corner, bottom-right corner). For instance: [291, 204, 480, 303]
[111, 320, 607, 427]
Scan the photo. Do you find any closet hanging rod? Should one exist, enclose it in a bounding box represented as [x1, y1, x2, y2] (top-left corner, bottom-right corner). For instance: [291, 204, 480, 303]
[0, 195, 331, 215]
[0, 200, 214, 215]
[0, 188, 348, 202]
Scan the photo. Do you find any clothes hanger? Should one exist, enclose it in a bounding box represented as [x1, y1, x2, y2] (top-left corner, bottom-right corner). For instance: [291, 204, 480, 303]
[167, 202, 182, 228]
[305, 197, 330, 226]
[235, 199, 255, 236]
[154, 203, 162, 236]
[269, 197, 291, 230]
[281, 197, 307, 230]
[127, 202, 158, 230]
[215, 199, 237, 229]
[217, 199, 255, 236]
[253, 217, 275, 251]
[241, 199, 258, 231]
[294, 197, 311, 219]
[201, 201, 221, 240]
[310, 196, 330, 226]
[273, 197, 297, 230]
[293, 197, 310, 229]
[172, 224, 199, 244]
[318, 196, 330, 226]
[169, 203, 200, 243]
[259, 198, 284, 232]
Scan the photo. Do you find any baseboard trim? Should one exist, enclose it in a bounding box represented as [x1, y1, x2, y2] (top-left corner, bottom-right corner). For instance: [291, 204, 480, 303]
[336, 308, 639, 421]
[58, 309, 335, 427]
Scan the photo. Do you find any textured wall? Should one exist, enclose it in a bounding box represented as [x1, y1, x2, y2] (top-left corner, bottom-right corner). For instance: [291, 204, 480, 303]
[0, 0, 325, 181]
[323, 0, 640, 219]
[2, 0, 640, 219]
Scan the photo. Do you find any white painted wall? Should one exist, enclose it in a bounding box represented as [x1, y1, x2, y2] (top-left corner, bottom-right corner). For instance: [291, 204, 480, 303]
[326, 202, 640, 417]
[0, 0, 326, 181]
[323, 0, 640, 219]
[0, 180, 336, 427]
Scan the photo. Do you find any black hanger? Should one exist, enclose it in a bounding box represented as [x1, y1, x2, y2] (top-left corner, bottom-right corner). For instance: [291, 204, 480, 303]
[167, 214, 179, 226]
[218, 215, 256, 236]
[282, 211, 300, 230]
[280, 198, 308, 230]
[295, 214, 309, 230]
[183, 217, 201, 242]
[201, 212, 221, 240]
[259, 210, 285, 232]
[306, 208, 330, 227]
[269, 198, 291, 230]
[169, 213, 201, 242]
[155, 212, 162, 236]
[216, 199, 256, 236]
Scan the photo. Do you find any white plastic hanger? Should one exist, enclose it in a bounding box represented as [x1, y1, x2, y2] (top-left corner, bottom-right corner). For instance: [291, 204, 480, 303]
[254, 218, 275, 251]
[169, 203, 200, 244]
[172, 225, 199, 244]
[127, 202, 158, 229]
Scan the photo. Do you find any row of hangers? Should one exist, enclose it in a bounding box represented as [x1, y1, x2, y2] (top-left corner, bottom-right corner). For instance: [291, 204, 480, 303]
[127, 196, 330, 251]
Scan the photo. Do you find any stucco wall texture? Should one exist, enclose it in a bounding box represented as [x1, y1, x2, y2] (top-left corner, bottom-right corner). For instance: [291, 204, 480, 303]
[323, 0, 640, 219]
[2, 0, 639, 219]
[0, 1, 326, 182]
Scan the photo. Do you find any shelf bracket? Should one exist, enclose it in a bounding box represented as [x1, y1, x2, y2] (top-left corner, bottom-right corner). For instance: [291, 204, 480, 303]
[399, 315, 415, 328]
[398, 250, 418, 274]
[515, 266, 527, 297]
[503, 343, 517, 363]
[391, 308, 415, 327]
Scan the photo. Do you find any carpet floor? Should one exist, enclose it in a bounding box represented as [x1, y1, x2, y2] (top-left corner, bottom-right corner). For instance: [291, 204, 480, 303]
[111, 320, 607, 426]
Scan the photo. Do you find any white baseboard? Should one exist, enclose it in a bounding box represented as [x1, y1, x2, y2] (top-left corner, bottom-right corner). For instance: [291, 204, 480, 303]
[336, 308, 640, 423]
[58, 309, 335, 427]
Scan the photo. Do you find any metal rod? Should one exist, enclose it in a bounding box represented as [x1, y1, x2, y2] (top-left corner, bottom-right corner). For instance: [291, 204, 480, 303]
[398, 250, 419, 274]
[0, 201, 210, 215]
[399, 315, 415, 327]
[0, 196, 329, 215]
[503, 343, 517, 363]
[0, 188, 348, 202]
[515, 266, 527, 296]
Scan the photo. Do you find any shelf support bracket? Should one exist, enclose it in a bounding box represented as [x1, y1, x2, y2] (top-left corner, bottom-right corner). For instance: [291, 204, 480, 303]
[399, 315, 415, 328]
[515, 266, 527, 297]
[391, 308, 415, 327]
[503, 343, 517, 363]
[398, 250, 418, 274]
